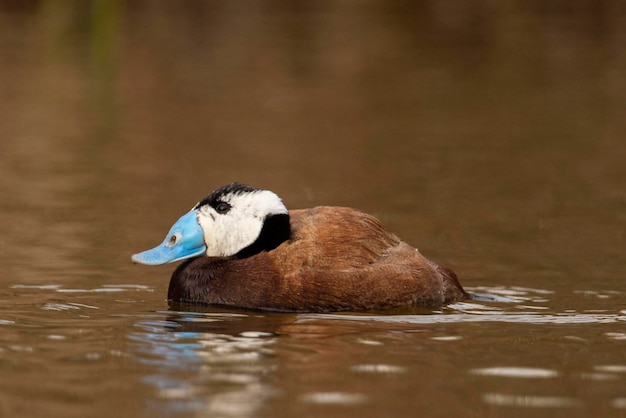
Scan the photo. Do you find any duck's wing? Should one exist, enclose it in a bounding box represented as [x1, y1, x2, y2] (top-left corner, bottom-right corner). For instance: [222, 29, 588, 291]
[283, 206, 401, 269]
[263, 207, 467, 311]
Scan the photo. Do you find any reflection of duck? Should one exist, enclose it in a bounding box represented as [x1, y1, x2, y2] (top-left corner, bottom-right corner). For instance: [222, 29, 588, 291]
[132, 183, 467, 312]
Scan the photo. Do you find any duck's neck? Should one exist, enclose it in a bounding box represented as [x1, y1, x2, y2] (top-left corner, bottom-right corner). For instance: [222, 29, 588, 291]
[235, 213, 291, 259]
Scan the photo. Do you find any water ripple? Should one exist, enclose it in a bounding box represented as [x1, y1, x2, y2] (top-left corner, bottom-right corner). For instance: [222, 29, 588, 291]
[10, 283, 154, 293]
[298, 286, 625, 325]
[300, 392, 368, 405]
[299, 311, 626, 325]
[351, 364, 407, 374]
[471, 367, 558, 378]
[483, 393, 580, 408]
[41, 302, 99, 311]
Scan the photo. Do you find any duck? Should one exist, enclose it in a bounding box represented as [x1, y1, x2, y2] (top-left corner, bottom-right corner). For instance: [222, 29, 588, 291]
[131, 183, 468, 312]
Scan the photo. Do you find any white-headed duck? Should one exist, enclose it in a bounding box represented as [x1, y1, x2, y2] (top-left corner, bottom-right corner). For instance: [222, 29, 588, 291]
[131, 183, 468, 312]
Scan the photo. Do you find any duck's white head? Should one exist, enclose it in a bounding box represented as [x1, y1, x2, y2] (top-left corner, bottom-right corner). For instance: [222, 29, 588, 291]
[131, 183, 290, 265]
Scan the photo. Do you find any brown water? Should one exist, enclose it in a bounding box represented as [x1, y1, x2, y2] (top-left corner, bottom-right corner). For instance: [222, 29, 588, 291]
[1, 1, 625, 417]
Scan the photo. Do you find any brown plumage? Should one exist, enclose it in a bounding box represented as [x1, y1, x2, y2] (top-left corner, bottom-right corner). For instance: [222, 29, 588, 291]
[168, 206, 468, 312]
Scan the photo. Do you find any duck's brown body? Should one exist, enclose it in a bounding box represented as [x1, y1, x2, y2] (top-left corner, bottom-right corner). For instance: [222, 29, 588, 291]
[168, 206, 467, 312]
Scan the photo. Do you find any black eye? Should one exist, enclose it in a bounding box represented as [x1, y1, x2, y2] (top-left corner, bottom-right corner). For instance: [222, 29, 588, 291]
[215, 202, 231, 214]
[166, 233, 181, 247]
